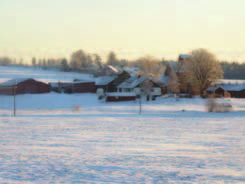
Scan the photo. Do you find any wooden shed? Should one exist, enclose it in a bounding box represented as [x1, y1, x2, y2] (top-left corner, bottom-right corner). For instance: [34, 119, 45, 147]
[49, 81, 96, 93]
[206, 86, 225, 97]
[0, 78, 50, 95]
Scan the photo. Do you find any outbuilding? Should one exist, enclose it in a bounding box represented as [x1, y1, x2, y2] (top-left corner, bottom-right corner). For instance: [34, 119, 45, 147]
[117, 76, 162, 100]
[205, 86, 225, 97]
[49, 81, 96, 93]
[0, 78, 50, 95]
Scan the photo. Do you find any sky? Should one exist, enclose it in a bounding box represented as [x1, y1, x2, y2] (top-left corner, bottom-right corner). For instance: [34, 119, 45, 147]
[0, 0, 245, 63]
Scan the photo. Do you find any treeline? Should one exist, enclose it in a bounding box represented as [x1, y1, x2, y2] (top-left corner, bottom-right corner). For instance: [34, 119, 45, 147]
[2, 49, 245, 79]
[0, 49, 168, 76]
[220, 61, 245, 79]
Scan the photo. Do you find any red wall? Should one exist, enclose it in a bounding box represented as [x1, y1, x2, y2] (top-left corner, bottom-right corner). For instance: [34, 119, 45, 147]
[0, 79, 50, 95]
[106, 96, 136, 102]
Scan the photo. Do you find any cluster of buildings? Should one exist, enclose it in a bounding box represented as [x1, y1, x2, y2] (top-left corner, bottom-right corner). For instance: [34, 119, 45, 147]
[0, 55, 244, 101]
[0, 66, 165, 102]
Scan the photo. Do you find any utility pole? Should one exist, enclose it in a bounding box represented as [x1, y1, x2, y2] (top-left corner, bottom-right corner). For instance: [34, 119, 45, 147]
[13, 80, 17, 117]
[139, 94, 142, 115]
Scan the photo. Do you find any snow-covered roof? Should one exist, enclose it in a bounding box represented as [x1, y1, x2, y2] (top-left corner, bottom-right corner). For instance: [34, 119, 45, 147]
[0, 78, 33, 86]
[95, 76, 116, 86]
[117, 76, 145, 89]
[123, 66, 140, 76]
[106, 92, 136, 97]
[107, 65, 119, 73]
[206, 86, 224, 92]
[159, 75, 168, 84]
[207, 84, 245, 92]
[222, 84, 245, 91]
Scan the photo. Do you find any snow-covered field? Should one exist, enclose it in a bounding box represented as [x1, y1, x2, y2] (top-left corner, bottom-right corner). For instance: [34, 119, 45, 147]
[0, 66, 94, 83]
[0, 66, 245, 183]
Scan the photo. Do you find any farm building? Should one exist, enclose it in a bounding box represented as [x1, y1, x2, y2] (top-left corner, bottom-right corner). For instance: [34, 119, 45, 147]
[117, 76, 162, 100]
[106, 71, 131, 92]
[205, 86, 226, 97]
[222, 84, 245, 98]
[205, 84, 245, 98]
[49, 81, 96, 93]
[105, 92, 136, 102]
[95, 71, 131, 93]
[0, 78, 50, 95]
[95, 76, 116, 92]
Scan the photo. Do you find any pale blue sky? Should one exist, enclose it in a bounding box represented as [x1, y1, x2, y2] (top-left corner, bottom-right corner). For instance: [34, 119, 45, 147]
[0, 0, 245, 62]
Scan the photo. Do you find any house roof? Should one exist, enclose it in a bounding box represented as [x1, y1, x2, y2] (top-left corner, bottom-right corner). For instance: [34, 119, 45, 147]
[117, 76, 146, 89]
[222, 84, 245, 91]
[95, 76, 116, 86]
[206, 86, 224, 92]
[207, 84, 245, 92]
[123, 66, 140, 76]
[159, 75, 168, 84]
[0, 78, 33, 87]
[107, 65, 119, 74]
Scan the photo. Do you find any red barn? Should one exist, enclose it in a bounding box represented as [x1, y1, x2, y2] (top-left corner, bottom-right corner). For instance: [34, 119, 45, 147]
[206, 86, 225, 97]
[49, 81, 96, 93]
[0, 78, 50, 95]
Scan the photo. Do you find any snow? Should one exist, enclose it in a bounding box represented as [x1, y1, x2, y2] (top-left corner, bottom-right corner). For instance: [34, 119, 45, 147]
[159, 75, 168, 84]
[206, 86, 223, 92]
[118, 76, 145, 89]
[0, 66, 94, 83]
[95, 76, 115, 85]
[107, 65, 119, 73]
[208, 84, 245, 92]
[222, 84, 245, 91]
[0, 66, 244, 183]
[217, 79, 245, 84]
[106, 92, 136, 97]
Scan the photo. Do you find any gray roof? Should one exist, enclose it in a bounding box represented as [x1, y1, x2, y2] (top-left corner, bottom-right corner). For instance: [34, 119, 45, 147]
[117, 76, 145, 89]
[107, 65, 119, 73]
[222, 84, 245, 91]
[206, 86, 224, 92]
[158, 75, 168, 85]
[95, 76, 116, 86]
[0, 78, 33, 87]
[207, 84, 245, 92]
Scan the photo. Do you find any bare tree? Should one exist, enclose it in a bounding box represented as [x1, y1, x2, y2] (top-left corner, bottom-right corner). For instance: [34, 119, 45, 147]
[137, 56, 165, 78]
[0, 57, 12, 65]
[106, 51, 117, 66]
[70, 50, 87, 71]
[86, 54, 93, 67]
[183, 49, 223, 95]
[167, 70, 179, 94]
[60, 58, 69, 71]
[32, 57, 36, 67]
[94, 54, 103, 70]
